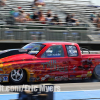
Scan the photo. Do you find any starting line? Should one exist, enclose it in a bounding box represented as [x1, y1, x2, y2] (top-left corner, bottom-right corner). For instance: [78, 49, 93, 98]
[0, 90, 100, 100]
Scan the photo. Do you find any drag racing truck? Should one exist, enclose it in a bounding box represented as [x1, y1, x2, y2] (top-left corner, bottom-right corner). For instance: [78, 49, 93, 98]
[0, 42, 100, 84]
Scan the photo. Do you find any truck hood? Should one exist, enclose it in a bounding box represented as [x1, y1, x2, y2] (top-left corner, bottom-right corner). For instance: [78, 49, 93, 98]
[0, 49, 28, 54]
[0, 54, 36, 64]
[0, 49, 19, 54]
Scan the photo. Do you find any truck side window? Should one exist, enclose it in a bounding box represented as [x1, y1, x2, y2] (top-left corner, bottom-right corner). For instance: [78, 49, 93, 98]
[41, 45, 64, 58]
[66, 45, 78, 57]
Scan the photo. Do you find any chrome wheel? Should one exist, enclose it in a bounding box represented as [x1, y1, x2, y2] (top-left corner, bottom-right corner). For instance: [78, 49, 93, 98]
[95, 65, 100, 76]
[11, 69, 24, 82]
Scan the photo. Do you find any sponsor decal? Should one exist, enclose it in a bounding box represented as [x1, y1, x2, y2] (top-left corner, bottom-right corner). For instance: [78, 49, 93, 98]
[36, 77, 40, 81]
[29, 77, 35, 82]
[71, 78, 82, 80]
[55, 76, 62, 81]
[87, 71, 92, 74]
[0, 77, 2, 82]
[29, 77, 40, 82]
[62, 75, 68, 81]
[69, 78, 73, 80]
[96, 59, 100, 62]
[82, 74, 87, 77]
[81, 59, 93, 70]
[41, 77, 45, 81]
[76, 75, 82, 78]
[48, 76, 55, 81]
[65, 66, 68, 72]
[42, 60, 68, 72]
[3, 76, 8, 82]
[70, 75, 75, 77]
[55, 76, 68, 81]
[45, 75, 50, 78]
[75, 78, 82, 80]
[69, 75, 75, 80]
[87, 71, 92, 77]
[69, 77, 82, 80]
[48, 78, 54, 81]
[71, 65, 77, 72]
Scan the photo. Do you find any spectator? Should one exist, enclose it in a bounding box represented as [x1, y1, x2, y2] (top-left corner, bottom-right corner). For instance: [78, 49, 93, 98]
[13, 9, 20, 18]
[26, 13, 33, 21]
[6, 13, 15, 25]
[58, 19, 63, 25]
[50, 19, 56, 25]
[15, 10, 27, 23]
[34, 0, 45, 7]
[39, 12, 46, 24]
[65, 14, 71, 23]
[96, 17, 100, 29]
[18, 6, 22, 9]
[0, 0, 6, 7]
[11, 9, 19, 22]
[38, 10, 42, 16]
[46, 14, 53, 22]
[47, 10, 52, 17]
[20, 10, 27, 17]
[70, 14, 78, 23]
[19, 10, 27, 22]
[53, 14, 59, 22]
[10, 8, 15, 15]
[90, 12, 97, 22]
[30, 12, 34, 19]
[97, 12, 100, 18]
[32, 12, 39, 21]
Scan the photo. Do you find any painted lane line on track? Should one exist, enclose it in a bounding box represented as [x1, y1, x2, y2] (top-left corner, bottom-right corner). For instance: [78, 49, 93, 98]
[1, 90, 100, 100]
[0, 93, 18, 95]
[54, 90, 100, 100]
[0, 94, 18, 100]
[56, 89, 100, 92]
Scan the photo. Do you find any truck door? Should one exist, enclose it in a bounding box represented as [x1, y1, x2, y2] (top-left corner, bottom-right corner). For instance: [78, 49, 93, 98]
[65, 45, 83, 80]
[40, 45, 69, 81]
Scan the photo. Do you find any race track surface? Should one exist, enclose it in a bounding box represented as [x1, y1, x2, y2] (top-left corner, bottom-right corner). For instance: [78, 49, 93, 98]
[0, 79, 100, 94]
[0, 79, 100, 100]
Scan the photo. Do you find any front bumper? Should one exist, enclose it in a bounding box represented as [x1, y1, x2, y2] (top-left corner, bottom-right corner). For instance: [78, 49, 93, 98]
[0, 74, 9, 82]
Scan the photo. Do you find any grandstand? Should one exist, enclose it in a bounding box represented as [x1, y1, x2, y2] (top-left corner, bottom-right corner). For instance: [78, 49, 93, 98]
[0, 0, 100, 50]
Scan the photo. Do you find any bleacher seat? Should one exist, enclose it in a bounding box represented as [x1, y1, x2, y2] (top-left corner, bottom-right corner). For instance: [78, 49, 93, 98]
[0, 0, 99, 42]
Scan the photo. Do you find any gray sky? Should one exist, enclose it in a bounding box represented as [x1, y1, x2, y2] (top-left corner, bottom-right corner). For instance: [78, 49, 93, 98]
[91, 0, 100, 5]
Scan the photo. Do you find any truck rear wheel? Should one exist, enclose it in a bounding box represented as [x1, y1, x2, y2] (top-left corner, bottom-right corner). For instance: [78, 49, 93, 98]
[93, 64, 100, 80]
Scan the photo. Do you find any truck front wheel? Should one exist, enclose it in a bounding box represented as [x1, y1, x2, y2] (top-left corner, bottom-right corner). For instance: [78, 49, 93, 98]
[9, 69, 27, 84]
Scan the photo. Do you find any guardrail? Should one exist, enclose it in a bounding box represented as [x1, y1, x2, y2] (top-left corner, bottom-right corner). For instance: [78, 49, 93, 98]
[0, 24, 99, 43]
[0, 24, 90, 42]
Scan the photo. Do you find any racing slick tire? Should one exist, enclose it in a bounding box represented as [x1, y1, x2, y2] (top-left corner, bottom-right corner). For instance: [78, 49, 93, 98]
[9, 69, 27, 84]
[93, 64, 100, 80]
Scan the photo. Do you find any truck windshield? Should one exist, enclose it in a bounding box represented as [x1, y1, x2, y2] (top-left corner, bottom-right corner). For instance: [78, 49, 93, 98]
[22, 43, 45, 55]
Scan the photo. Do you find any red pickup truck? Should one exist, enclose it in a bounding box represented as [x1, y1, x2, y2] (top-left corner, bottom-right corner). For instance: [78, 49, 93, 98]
[0, 42, 99, 84]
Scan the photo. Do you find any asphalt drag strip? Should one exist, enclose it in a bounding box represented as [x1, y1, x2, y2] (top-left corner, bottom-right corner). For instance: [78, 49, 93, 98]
[0, 79, 100, 100]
